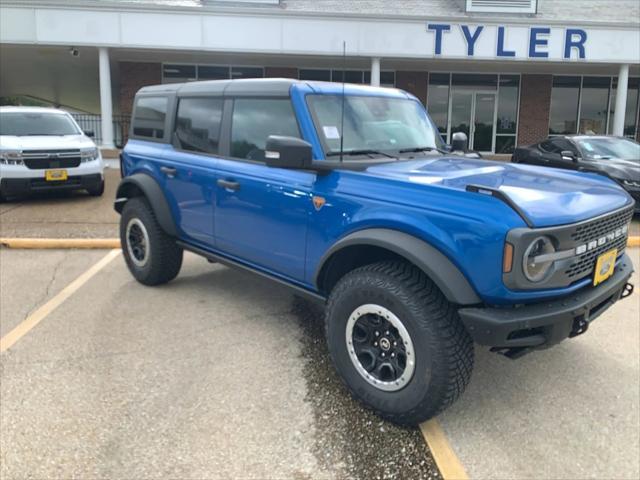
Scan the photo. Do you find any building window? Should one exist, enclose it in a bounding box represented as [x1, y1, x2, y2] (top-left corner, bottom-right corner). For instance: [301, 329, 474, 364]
[162, 64, 196, 83]
[608, 77, 640, 138]
[299, 69, 395, 87]
[427, 73, 450, 137]
[299, 69, 331, 81]
[550, 75, 639, 138]
[579, 77, 610, 134]
[549, 76, 580, 135]
[162, 64, 264, 83]
[427, 72, 519, 153]
[495, 75, 519, 153]
[466, 0, 537, 14]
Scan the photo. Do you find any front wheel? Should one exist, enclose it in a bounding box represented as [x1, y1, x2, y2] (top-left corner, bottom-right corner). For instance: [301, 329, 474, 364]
[120, 197, 183, 286]
[325, 261, 474, 425]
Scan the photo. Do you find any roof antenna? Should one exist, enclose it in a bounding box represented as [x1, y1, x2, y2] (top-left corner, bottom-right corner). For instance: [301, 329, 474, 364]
[339, 40, 346, 163]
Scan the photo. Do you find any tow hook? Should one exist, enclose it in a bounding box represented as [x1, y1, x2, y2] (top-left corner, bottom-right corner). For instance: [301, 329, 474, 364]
[621, 282, 634, 299]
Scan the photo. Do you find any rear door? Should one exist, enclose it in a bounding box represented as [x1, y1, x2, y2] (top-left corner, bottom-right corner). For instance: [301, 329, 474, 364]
[213, 97, 314, 281]
[156, 96, 223, 246]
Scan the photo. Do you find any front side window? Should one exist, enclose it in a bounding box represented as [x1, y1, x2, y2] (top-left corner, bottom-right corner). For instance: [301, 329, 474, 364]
[175, 98, 223, 154]
[230, 98, 300, 161]
[0, 112, 79, 136]
[132, 96, 167, 139]
[308, 94, 444, 156]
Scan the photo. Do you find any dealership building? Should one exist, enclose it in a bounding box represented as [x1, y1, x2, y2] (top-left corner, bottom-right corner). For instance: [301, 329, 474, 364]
[1, 0, 639, 154]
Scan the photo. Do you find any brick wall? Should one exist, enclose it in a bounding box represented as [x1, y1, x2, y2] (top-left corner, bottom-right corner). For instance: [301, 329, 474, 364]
[118, 62, 162, 117]
[264, 67, 298, 79]
[395, 71, 428, 105]
[517, 74, 552, 146]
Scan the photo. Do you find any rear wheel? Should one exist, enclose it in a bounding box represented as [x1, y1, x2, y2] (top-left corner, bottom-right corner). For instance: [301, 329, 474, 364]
[325, 261, 474, 425]
[120, 197, 183, 286]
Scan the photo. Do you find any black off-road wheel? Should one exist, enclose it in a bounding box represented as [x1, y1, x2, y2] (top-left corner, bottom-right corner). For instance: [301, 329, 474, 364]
[325, 260, 474, 425]
[120, 197, 183, 286]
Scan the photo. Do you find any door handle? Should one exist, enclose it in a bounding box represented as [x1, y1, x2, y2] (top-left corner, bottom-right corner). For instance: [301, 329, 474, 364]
[217, 179, 240, 191]
[160, 166, 177, 177]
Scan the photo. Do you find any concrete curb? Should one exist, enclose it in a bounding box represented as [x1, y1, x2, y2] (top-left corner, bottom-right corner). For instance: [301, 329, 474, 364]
[1, 236, 638, 249]
[0, 238, 121, 249]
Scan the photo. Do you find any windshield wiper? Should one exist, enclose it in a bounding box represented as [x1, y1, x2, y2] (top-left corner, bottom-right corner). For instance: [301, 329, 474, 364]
[398, 146, 448, 155]
[326, 149, 396, 159]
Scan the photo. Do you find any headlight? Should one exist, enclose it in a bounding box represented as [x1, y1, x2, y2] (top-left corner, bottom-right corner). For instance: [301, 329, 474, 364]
[0, 150, 24, 166]
[80, 147, 99, 163]
[622, 179, 640, 188]
[522, 236, 556, 283]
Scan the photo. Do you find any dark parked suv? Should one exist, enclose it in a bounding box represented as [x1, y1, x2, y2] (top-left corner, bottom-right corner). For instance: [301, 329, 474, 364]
[115, 79, 635, 424]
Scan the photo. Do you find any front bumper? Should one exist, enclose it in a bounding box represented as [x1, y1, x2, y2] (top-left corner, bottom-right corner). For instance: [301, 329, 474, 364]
[0, 174, 103, 197]
[459, 253, 634, 357]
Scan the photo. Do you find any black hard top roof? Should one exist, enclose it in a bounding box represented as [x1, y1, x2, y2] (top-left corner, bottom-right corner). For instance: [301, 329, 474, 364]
[137, 78, 300, 97]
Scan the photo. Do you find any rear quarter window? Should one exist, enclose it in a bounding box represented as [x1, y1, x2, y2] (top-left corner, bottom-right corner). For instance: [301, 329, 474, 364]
[132, 96, 168, 140]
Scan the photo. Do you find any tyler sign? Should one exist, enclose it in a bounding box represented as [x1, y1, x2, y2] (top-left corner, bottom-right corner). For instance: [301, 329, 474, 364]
[422, 23, 636, 62]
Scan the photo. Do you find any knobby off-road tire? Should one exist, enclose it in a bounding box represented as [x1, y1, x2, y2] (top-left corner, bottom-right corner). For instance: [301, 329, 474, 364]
[120, 197, 183, 286]
[325, 260, 474, 425]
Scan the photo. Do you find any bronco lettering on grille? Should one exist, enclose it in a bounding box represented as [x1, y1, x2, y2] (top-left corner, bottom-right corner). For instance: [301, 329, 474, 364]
[574, 224, 629, 255]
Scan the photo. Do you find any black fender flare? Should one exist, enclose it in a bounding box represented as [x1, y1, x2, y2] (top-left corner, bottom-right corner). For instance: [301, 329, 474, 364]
[114, 173, 178, 237]
[315, 228, 481, 305]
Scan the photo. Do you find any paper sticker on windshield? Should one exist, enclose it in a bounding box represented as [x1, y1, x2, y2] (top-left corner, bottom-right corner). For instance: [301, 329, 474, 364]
[582, 142, 594, 151]
[323, 126, 341, 139]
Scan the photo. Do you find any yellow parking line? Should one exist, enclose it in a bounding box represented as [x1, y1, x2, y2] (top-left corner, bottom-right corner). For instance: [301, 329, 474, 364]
[0, 238, 121, 249]
[629, 237, 640, 248]
[0, 249, 121, 353]
[420, 419, 469, 480]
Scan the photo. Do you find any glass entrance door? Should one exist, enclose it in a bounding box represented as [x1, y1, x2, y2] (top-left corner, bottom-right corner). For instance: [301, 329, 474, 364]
[449, 90, 497, 153]
[472, 92, 496, 152]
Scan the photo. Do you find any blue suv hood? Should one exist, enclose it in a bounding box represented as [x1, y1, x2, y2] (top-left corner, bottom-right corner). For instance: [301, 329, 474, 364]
[365, 157, 633, 227]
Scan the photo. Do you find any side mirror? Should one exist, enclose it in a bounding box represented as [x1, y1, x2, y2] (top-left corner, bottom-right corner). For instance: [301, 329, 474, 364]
[561, 150, 577, 162]
[84, 130, 95, 138]
[451, 132, 468, 152]
[265, 135, 312, 169]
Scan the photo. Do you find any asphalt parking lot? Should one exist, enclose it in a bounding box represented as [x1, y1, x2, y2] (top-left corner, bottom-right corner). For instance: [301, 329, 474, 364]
[1, 168, 639, 479]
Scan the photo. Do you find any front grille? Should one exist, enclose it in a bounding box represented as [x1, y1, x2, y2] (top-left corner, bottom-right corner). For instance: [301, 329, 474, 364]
[565, 235, 628, 279]
[21, 149, 82, 170]
[564, 205, 634, 280]
[570, 206, 634, 243]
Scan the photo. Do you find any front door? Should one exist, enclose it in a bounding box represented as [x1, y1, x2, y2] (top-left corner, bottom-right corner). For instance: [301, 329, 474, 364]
[449, 90, 496, 153]
[214, 97, 313, 281]
[472, 92, 496, 152]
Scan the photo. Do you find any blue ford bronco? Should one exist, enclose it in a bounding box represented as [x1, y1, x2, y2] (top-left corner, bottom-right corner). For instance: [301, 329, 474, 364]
[116, 79, 635, 425]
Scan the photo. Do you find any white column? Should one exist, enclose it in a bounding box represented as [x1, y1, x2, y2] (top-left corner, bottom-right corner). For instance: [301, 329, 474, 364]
[612, 64, 629, 136]
[98, 47, 114, 148]
[370, 57, 381, 87]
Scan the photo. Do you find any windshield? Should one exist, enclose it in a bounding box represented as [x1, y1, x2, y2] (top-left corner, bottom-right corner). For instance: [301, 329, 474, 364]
[307, 95, 444, 157]
[577, 137, 640, 161]
[0, 112, 80, 136]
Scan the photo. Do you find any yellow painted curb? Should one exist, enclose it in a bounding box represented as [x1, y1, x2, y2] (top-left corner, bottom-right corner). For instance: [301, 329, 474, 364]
[0, 238, 121, 249]
[629, 236, 640, 248]
[420, 419, 468, 480]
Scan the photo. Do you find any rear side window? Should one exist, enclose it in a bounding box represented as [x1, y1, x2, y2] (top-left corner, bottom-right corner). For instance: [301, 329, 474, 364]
[132, 96, 167, 139]
[175, 98, 223, 154]
[230, 98, 300, 161]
